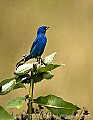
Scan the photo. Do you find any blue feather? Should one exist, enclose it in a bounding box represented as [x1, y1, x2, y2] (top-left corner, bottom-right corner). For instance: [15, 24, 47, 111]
[25, 26, 49, 62]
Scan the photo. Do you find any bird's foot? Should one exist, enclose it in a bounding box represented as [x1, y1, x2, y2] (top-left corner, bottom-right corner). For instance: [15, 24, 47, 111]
[41, 58, 47, 66]
[36, 57, 47, 66]
[36, 57, 41, 64]
[33, 63, 37, 72]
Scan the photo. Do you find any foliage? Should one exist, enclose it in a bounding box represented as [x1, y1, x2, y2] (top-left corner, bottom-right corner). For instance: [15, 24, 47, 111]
[0, 106, 14, 120]
[7, 96, 25, 109]
[0, 52, 82, 120]
[34, 94, 80, 116]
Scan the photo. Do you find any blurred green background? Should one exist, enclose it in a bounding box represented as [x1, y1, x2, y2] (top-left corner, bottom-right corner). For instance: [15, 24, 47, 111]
[0, 0, 92, 119]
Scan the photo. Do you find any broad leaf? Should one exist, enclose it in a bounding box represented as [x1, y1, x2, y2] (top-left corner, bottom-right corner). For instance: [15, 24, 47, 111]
[20, 71, 54, 84]
[7, 96, 25, 109]
[0, 106, 14, 120]
[43, 71, 54, 79]
[13, 83, 26, 90]
[0, 78, 16, 95]
[34, 94, 80, 116]
[38, 64, 62, 73]
[0, 76, 26, 95]
[14, 63, 62, 84]
[16, 74, 30, 84]
[33, 71, 54, 83]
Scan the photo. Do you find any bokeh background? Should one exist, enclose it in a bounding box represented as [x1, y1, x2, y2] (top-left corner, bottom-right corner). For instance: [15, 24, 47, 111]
[0, 0, 93, 119]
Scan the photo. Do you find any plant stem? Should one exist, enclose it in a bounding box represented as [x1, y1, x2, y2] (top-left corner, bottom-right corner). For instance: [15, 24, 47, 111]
[77, 107, 84, 120]
[28, 71, 34, 120]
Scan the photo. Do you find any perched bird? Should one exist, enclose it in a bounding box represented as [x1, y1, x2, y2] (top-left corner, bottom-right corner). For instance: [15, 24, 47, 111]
[16, 26, 49, 68]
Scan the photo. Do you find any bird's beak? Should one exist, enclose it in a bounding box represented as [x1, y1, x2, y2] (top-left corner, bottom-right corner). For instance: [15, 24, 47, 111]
[46, 27, 50, 30]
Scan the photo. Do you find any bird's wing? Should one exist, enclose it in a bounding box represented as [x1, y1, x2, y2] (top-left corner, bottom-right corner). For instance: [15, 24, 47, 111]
[30, 38, 38, 53]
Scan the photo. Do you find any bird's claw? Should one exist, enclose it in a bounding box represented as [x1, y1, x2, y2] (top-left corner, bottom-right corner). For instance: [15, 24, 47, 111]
[41, 59, 47, 66]
[33, 63, 37, 72]
[36, 57, 47, 66]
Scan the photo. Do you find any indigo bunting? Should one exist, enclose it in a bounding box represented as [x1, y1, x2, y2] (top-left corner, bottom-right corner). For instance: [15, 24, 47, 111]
[16, 26, 49, 68]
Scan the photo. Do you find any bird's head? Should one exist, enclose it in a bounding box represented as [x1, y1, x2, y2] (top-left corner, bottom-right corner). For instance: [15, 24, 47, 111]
[37, 26, 49, 35]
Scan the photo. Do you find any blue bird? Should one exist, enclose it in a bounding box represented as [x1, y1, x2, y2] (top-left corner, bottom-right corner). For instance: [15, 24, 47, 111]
[16, 26, 49, 68]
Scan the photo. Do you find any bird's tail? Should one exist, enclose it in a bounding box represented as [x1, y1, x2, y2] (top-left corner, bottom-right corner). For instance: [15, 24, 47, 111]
[16, 54, 32, 69]
[25, 54, 33, 62]
[16, 58, 25, 69]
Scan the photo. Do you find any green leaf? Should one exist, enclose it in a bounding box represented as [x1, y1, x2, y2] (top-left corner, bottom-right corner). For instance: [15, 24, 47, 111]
[43, 71, 54, 79]
[0, 78, 16, 95]
[21, 71, 54, 84]
[38, 64, 61, 73]
[13, 83, 26, 90]
[0, 77, 15, 87]
[33, 71, 54, 83]
[0, 106, 14, 120]
[7, 96, 25, 109]
[32, 73, 44, 83]
[43, 52, 57, 64]
[34, 94, 80, 116]
[0, 76, 26, 95]
[15, 74, 31, 84]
